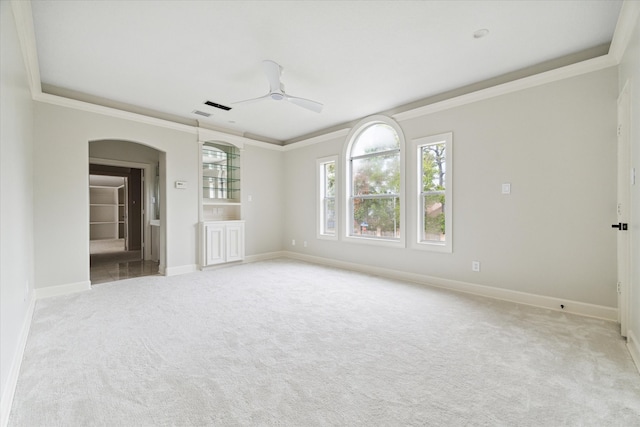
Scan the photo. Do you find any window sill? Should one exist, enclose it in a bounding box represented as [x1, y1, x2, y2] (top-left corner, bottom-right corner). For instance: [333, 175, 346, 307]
[344, 235, 405, 248]
[412, 241, 452, 253]
[317, 233, 338, 241]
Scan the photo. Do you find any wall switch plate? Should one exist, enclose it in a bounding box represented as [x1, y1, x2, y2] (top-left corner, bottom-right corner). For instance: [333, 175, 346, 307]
[248, 195, 253, 202]
[175, 180, 187, 189]
[303, 241, 307, 247]
[501, 183, 511, 194]
[472, 261, 481, 272]
[291, 239, 296, 246]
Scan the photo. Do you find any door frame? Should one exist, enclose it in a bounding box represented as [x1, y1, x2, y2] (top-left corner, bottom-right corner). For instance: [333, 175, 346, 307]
[617, 80, 632, 337]
[90, 157, 152, 260]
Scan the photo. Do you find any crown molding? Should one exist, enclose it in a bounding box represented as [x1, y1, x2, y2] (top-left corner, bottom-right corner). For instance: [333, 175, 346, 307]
[35, 92, 197, 135]
[197, 127, 283, 151]
[392, 55, 617, 122]
[281, 128, 350, 152]
[609, 0, 640, 63]
[11, 0, 41, 96]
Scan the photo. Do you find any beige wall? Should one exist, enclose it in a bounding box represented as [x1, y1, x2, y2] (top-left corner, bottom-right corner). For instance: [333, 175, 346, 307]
[34, 102, 199, 286]
[284, 67, 618, 307]
[32, 103, 287, 288]
[242, 144, 285, 256]
[0, 0, 35, 415]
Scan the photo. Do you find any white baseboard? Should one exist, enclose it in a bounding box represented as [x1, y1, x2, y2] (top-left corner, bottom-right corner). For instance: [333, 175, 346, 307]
[34, 280, 91, 299]
[199, 252, 287, 271]
[1, 292, 35, 427]
[165, 264, 198, 276]
[244, 251, 286, 263]
[283, 251, 618, 322]
[627, 330, 640, 374]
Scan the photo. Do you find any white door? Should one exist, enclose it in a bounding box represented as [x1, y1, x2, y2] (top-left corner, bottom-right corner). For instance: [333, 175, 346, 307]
[616, 81, 632, 337]
[205, 223, 225, 266]
[226, 223, 245, 263]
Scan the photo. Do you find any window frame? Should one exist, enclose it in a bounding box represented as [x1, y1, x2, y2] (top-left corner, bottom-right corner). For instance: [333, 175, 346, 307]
[413, 132, 453, 253]
[316, 155, 338, 240]
[343, 115, 406, 248]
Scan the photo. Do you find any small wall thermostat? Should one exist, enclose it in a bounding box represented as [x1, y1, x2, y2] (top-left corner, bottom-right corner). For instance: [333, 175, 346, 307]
[175, 181, 187, 189]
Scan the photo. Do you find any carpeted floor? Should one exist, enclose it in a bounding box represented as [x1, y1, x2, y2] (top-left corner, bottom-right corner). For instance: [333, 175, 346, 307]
[9, 259, 640, 426]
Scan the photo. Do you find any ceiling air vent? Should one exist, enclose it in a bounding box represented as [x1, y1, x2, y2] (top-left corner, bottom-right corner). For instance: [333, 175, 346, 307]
[204, 100, 232, 111]
[192, 110, 211, 117]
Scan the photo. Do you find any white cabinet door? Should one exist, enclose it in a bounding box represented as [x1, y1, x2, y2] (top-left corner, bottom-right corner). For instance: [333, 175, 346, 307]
[204, 223, 225, 265]
[202, 221, 245, 267]
[225, 223, 245, 263]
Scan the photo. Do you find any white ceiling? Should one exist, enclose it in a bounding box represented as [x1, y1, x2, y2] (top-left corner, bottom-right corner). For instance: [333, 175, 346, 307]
[31, 0, 622, 143]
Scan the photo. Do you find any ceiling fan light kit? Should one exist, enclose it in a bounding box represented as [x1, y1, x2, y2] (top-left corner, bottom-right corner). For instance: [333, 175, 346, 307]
[234, 60, 323, 113]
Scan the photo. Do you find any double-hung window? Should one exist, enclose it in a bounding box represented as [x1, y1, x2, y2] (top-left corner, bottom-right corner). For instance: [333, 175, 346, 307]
[415, 132, 452, 252]
[317, 156, 337, 239]
[345, 116, 405, 245]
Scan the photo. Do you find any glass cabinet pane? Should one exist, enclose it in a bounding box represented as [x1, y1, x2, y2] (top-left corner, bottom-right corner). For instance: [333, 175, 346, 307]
[202, 142, 240, 202]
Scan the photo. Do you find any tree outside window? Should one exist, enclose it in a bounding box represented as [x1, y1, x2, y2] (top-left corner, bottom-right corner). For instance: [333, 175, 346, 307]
[421, 143, 446, 241]
[415, 132, 452, 252]
[348, 123, 401, 240]
[317, 156, 337, 239]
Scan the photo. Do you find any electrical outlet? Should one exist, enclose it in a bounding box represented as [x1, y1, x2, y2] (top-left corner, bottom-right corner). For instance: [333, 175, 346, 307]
[472, 261, 481, 272]
[291, 239, 296, 246]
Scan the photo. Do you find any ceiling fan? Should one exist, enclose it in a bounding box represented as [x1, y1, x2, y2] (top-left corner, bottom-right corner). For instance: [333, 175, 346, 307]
[234, 60, 323, 113]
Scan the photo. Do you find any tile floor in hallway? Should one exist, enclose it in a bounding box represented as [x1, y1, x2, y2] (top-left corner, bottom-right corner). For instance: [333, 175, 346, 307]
[90, 239, 160, 285]
[90, 258, 160, 284]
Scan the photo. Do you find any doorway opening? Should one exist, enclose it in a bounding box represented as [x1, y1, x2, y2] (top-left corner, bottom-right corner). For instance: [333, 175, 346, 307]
[89, 163, 158, 284]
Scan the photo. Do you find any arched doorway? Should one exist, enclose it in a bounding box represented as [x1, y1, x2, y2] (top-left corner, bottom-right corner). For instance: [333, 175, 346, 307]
[88, 140, 166, 284]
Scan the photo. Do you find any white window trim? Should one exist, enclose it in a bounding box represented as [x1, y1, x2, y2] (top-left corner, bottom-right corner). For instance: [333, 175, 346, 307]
[413, 132, 453, 253]
[316, 155, 339, 240]
[343, 115, 406, 248]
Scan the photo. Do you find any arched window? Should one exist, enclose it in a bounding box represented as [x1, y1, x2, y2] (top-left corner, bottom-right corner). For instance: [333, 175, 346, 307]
[345, 116, 404, 244]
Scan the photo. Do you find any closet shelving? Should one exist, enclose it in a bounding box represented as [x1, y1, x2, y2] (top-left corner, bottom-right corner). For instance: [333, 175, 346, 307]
[89, 184, 125, 240]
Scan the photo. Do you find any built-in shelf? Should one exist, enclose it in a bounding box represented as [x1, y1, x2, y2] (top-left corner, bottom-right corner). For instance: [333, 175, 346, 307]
[89, 185, 125, 240]
[199, 140, 244, 268]
[201, 142, 242, 220]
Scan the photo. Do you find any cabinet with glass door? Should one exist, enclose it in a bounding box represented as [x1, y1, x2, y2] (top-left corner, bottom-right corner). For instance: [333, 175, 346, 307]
[201, 142, 241, 221]
[200, 140, 245, 268]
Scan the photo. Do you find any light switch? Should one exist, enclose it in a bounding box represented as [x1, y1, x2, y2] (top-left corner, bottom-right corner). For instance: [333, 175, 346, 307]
[501, 183, 511, 194]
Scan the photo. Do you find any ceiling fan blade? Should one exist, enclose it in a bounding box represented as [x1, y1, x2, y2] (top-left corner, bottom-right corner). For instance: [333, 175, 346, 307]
[262, 60, 282, 93]
[284, 94, 323, 113]
[232, 94, 270, 105]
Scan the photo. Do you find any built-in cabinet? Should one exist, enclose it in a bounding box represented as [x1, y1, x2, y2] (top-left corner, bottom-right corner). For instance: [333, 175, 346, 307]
[199, 139, 245, 267]
[89, 185, 125, 240]
[201, 142, 242, 221]
[201, 221, 245, 266]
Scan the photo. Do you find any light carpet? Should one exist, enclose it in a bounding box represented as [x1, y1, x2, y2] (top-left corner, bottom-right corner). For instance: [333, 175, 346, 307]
[9, 259, 640, 426]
